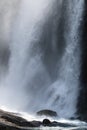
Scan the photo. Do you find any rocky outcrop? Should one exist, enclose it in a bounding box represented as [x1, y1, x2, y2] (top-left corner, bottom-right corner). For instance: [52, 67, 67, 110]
[36, 109, 57, 117]
[0, 109, 39, 128]
[77, 0, 87, 122]
[0, 109, 77, 129]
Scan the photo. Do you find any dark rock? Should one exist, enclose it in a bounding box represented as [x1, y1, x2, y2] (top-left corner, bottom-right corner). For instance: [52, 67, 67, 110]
[42, 119, 76, 127]
[37, 109, 57, 117]
[1, 115, 38, 127]
[31, 121, 42, 127]
[0, 122, 20, 130]
[52, 121, 76, 127]
[0, 109, 77, 128]
[0, 109, 39, 127]
[77, 0, 87, 122]
[77, 114, 87, 122]
[0, 125, 20, 130]
[69, 117, 77, 120]
[42, 119, 51, 126]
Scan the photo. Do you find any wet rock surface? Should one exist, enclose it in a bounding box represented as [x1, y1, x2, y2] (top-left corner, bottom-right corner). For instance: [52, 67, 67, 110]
[36, 109, 57, 117]
[0, 109, 77, 129]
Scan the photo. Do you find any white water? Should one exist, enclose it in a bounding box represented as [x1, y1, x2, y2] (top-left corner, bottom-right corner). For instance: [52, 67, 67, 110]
[0, 0, 84, 119]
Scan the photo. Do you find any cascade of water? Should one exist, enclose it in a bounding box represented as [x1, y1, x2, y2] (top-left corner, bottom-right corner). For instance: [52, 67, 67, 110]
[46, 0, 84, 118]
[0, 0, 84, 118]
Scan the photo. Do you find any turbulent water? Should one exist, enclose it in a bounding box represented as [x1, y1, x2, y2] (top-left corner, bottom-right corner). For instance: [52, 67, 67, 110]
[0, 0, 86, 126]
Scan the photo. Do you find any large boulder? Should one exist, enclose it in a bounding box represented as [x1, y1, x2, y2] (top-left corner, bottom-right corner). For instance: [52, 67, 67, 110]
[42, 119, 51, 126]
[36, 109, 57, 117]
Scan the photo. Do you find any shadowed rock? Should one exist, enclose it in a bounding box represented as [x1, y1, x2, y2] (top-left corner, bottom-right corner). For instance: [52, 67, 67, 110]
[0, 109, 77, 129]
[0, 109, 40, 128]
[37, 109, 57, 117]
[43, 119, 51, 126]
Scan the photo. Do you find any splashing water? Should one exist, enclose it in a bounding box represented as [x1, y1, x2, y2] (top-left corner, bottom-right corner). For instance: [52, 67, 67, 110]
[0, 0, 84, 119]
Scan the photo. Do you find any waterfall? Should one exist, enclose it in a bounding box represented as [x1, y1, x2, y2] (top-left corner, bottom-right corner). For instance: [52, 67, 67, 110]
[0, 0, 84, 118]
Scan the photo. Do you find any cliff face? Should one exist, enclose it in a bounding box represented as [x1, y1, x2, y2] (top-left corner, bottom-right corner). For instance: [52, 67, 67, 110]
[77, 0, 87, 121]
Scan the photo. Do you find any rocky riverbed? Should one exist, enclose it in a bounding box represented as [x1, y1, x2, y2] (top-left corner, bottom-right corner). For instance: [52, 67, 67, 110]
[0, 109, 80, 130]
[0, 109, 87, 130]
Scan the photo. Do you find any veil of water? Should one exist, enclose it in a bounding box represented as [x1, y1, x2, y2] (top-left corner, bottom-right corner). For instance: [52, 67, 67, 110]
[0, 0, 84, 119]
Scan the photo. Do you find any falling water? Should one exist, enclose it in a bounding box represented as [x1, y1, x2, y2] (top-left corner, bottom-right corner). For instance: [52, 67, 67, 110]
[0, 0, 84, 119]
